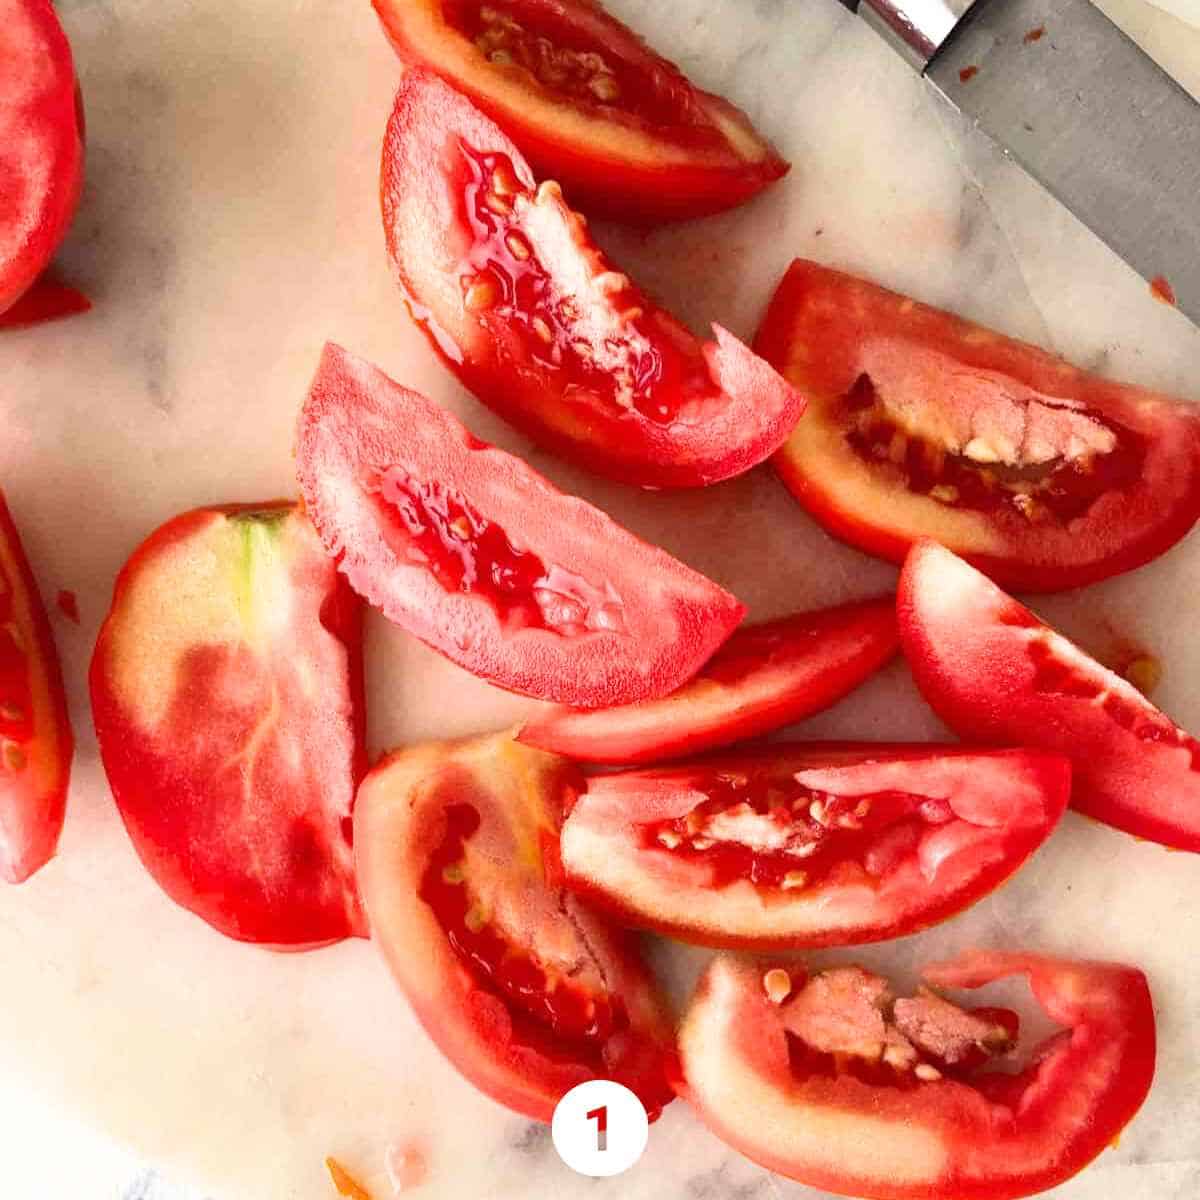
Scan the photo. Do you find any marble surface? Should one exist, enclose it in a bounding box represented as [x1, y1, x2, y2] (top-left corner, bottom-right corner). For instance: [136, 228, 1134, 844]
[3, 0, 1200, 1197]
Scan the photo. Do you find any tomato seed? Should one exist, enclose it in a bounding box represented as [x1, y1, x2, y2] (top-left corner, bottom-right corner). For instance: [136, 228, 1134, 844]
[464, 276, 499, 312]
[763, 969, 792, 1004]
[505, 232, 531, 261]
[914, 1063, 942, 1081]
[483, 190, 513, 217]
[3, 742, 26, 771]
[588, 74, 620, 103]
[781, 870, 808, 890]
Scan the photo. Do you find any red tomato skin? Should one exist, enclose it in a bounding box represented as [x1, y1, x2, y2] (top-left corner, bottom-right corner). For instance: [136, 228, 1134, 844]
[380, 71, 805, 489]
[757, 259, 1200, 592]
[0, 1, 85, 319]
[560, 744, 1069, 948]
[0, 490, 73, 883]
[518, 597, 899, 765]
[898, 540, 1200, 851]
[296, 343, 745, 708]
[370, 0, 787, 223]
[0, 268, 89, 328]
[678, 951, 1155, 1200]
[89, 503, 366, 947]
[354, 734, 676, 1123]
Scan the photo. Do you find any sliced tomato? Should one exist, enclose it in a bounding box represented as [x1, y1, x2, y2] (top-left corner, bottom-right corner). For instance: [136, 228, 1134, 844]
[380, 71, 805, 488]
[371, 1, 787, 223]
[678, 951, 1155, 1200]
[0, 489, 72, 883]
[89, 503, 365, 947]
[560, 744, 1068, 948]
[355, 732, 675, 1122]
[1, 1, 85, 322]
[518, 598, 898, 765]
[296, 343, 744, 707]
[899, 539, 1200, 851]
[757, 259, 1200, 592]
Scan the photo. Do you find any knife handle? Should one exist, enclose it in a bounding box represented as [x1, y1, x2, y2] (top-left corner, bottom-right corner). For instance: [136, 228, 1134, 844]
[855, 0, 977, 70]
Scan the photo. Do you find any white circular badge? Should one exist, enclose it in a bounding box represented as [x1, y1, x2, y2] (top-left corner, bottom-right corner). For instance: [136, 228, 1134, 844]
[551, 1079, 649, 1177]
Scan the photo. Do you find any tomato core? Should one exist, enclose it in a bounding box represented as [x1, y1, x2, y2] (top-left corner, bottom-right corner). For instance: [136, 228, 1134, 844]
[366, 464, 626, 636]
[642, 770, 961, 892]
[457, 143, 716, 426]
[841, 369, 1146, 526]
[420, 801, 627, 1066]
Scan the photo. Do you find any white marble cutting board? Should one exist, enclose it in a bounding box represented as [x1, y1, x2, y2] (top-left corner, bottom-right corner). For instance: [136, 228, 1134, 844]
[3, 1, 1200, 1197]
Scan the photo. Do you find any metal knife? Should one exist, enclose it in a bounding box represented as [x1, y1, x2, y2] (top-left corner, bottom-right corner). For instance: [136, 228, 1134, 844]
[840, 0, 1200, 325]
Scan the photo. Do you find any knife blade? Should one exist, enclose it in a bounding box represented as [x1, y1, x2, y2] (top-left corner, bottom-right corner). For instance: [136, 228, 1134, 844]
[841, 0, 1200, 325]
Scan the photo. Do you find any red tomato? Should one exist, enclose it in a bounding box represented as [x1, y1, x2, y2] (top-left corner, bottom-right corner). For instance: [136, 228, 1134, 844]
[370, 1, 787, 223]
[1, 1, 85, 321]
[560, 744, 1068, 948]
[899, 539, 1200, 851]
[90, 504, 365, 947]
[296, 343, 744, 707]
[518, 597, 899, 765]
[756, 259, 1200, 592]
[354, 732, 676, 1122]
[380, 71, 805, 488]
[0, 490, 72, 883]
[678, 950, 1155, 1200]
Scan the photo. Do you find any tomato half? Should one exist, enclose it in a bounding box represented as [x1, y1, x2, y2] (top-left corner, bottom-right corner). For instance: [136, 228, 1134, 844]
[90, 504, 365, 947]
[899, 539, 1200, 851]
[560, 744, 1068, 948]
[0, 489, 72, 883]
[370, 1, 787, 223]
[678, 951, 1155, 1200]
[354, 732, 676, 1122]
[757, 259, 1200, 592]
[296, 343, 744, 707]
[381, 71, 805, 488]
[1, 0, 85, 322]
[518, 597, 898, 765]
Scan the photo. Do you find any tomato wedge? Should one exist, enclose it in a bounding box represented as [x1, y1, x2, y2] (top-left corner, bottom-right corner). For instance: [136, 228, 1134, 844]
[1, 0, 86, 322]
[756, 259, 1200, 592]
[0, 267, 89, 328]
[370, 1, 787, 223]
[90, 503, 365, 947]
[560, 744, 1068, 948]
[518, 598, 898, 765]
[355, 732, 676, 1122]
[678, 951, 1155, 1200]
[381, 71, 805, 488]
[296, 343, 744, 707]
[0, 489, 72, 883]
[899, 539, 1200, 851]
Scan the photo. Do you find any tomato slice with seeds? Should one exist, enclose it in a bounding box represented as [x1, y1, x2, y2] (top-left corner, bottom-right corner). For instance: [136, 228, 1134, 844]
[354, 732, 676, 1122]
[90, 503, 365, 946]
[678, 951, 1155, 1200]
[296, 343, 744, 707]
[756, 259, 1200, 591]
[0, 489, 72, 883]
[381, 71, 805, 488]
[1, 0, 86, 323]
[370, 1, 787, 223]
[518, 597, 899, 765]
[899, 540, 1200, 851]
[560, 744, 1068, 948]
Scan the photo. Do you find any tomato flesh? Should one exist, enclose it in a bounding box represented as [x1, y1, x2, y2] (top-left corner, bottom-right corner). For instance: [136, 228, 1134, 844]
[381, 72, 805, 488]
[355, 733, 676, 1122]
[0, 0, 85, 321]
[899, 540, 1200, 850]
[89, 504, 365, 946]
[0, 490, 72, 883]
[519, 598, 898, 765]
[560, 745, 1069, 948]
[372, 1, 787, 222]
[757, 259, 1200, 591]
[678, 951, 1156, 1200]
[297, 343, 744, 707]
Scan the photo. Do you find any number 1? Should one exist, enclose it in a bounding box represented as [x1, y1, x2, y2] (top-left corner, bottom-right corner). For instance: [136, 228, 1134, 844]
[586, 1104, 608, 1152]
